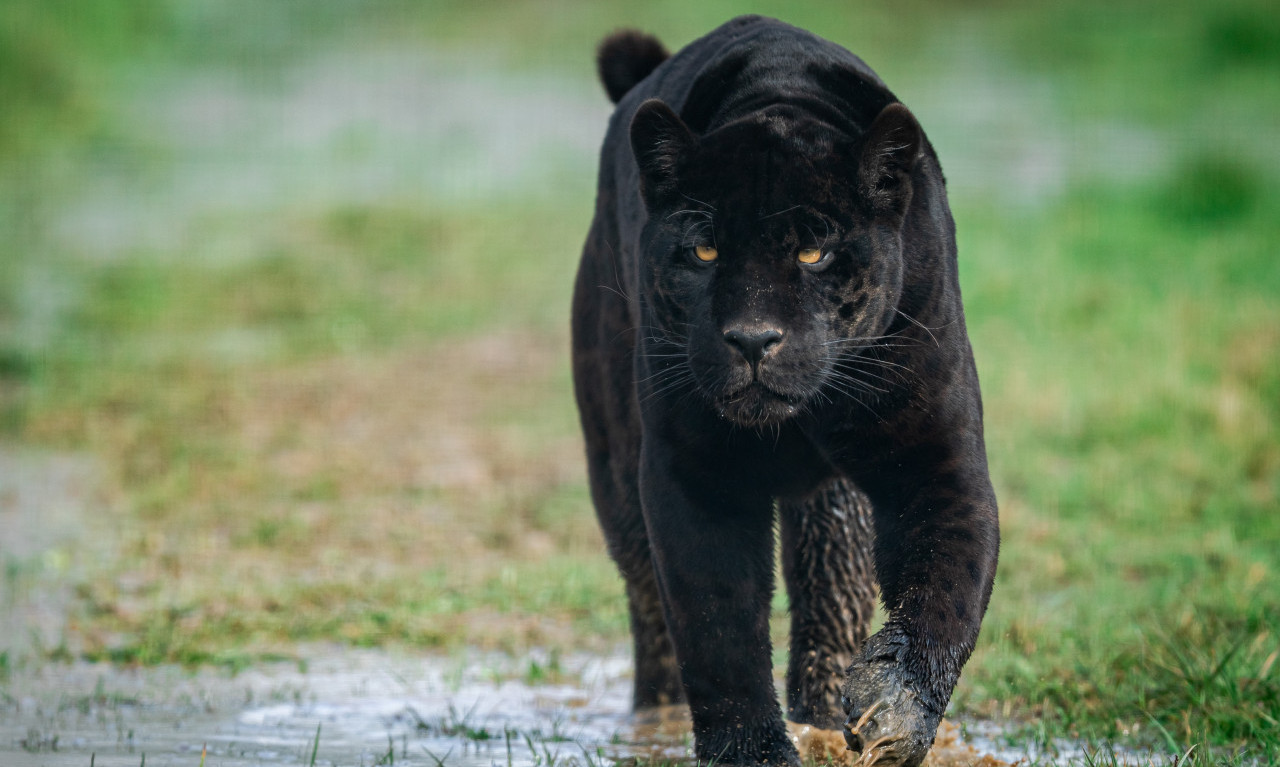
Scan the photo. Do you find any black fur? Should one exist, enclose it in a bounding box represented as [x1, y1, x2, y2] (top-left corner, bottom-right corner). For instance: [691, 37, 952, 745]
[572, 16, 999, 767]
[597, 30, 670, 104]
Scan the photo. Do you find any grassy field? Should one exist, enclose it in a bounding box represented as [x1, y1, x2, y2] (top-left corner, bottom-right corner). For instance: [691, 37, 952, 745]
[2, 0, 1277, 764]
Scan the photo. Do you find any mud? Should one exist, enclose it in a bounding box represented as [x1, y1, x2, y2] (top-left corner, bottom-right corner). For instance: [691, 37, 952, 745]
[788, 720, 1009, 767]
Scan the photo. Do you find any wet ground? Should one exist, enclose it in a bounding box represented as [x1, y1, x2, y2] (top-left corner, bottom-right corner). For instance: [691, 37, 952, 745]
[1, 649, 632, 767]
[0, 448, 105, 664]
[2, 648, 1048, 767]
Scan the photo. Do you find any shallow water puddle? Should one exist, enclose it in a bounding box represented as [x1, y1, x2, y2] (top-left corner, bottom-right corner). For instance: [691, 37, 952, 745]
[1, 650, 641, 767]
[0, 650, 1052, 767]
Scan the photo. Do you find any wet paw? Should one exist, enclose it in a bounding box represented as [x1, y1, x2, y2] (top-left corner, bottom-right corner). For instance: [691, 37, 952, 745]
[839, 658, 938, 767]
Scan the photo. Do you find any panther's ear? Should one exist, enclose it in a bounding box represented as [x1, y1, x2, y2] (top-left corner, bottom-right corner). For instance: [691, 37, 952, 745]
[857, 102, 922, 220]
[630, 99, 695, 209]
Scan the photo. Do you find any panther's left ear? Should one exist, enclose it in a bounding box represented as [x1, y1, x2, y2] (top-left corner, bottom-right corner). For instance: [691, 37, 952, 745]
[857, 102, 922, 219]
[630, 99, 696, 209]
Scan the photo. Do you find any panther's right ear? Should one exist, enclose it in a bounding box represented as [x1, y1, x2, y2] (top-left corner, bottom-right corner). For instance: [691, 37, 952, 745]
[630, 99, 695, 209]
[857, 102, 922, 220]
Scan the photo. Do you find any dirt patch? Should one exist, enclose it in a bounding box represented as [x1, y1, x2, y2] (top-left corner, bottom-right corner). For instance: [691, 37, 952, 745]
[227, 328, 594, 566]
[242, 330, 579, 501]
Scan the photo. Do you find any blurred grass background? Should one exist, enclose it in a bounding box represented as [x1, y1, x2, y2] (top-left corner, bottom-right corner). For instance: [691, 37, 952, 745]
[1, 0, 1277, 761]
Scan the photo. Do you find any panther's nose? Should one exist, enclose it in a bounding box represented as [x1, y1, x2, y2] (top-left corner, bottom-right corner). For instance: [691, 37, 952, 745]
[723, 327, 783, 366]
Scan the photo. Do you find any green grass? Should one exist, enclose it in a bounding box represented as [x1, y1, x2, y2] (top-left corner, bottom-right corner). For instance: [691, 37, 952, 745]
[1, 0, 1277, 764]
[948, 168, 1280, 756]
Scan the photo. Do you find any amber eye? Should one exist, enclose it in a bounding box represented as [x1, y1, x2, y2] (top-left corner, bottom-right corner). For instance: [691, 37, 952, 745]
[798, 248, 823, 265]
[694, 245, 719, 263]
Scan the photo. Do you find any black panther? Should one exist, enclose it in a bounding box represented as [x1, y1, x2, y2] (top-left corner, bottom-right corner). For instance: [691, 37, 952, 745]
[571, 16, 999, 767]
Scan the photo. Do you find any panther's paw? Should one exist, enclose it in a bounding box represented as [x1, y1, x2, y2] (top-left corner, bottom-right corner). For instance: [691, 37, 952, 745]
[695, 715, 803, 767]
[839, 658, 938, 767]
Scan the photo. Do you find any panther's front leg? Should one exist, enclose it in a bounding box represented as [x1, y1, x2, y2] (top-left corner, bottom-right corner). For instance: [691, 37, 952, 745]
[839, 435, 999, 767]
[639, 436, 801, 767]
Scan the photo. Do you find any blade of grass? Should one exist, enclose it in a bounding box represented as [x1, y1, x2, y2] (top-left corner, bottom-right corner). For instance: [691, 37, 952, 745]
[422, 745, 452, 767]
[1145, 710, 1180, 756]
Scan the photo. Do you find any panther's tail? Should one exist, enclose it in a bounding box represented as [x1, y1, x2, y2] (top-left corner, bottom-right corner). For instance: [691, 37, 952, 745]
[596, 30, 669, 104]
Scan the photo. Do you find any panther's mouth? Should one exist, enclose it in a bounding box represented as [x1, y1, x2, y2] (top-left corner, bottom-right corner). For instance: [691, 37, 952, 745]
[715, 381, 805, 427]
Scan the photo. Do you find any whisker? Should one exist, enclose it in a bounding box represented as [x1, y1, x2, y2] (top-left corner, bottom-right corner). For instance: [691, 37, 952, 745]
[821, 334, 921, 348]
[823, 343, 921, 357]
[641, 329, 689, 344]
[633, 363, 685, 386]
[831, 353, 913, 377]
[829, 354, 916, 394]
[894, 308, 954, 347]
[602, 240, 632, 303]
[679, 193, 716, 211]
[642, 371, 699, 404]
[665, 208, 714, 220]
[760, 203, 804, 220]
[823, 370, 881, 399]
[829, 368, 890, 394]
[681, 220, 713, 248]
[822, 379, 885, 422]
[802, 222, 819, 246]
[597, 283, 630, 301]
[644, 369, 695, 393]
[827, 371, 888, 395]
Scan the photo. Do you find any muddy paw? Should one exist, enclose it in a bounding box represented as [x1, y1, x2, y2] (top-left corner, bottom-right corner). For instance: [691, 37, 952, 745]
[839, 658, 939, 767]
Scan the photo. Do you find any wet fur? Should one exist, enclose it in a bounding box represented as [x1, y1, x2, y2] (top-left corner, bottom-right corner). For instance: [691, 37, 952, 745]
[573, 16, 998, 767]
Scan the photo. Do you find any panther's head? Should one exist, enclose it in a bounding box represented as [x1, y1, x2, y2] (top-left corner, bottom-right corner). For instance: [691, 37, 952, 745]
[630, 98, 924, 427]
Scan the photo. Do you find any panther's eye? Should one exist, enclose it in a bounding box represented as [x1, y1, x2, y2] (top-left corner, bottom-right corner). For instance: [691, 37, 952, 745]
[798, 248, 823, 264]
[694, 245, 718, 263]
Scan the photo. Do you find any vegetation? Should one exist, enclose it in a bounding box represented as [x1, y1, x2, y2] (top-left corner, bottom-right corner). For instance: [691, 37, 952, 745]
[1, 0, 1276, 763]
